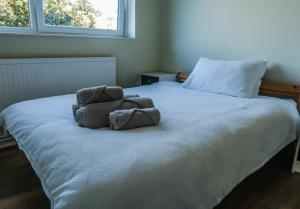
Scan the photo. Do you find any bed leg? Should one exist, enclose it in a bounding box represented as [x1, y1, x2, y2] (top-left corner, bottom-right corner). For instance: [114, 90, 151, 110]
[292, 136, 300, 173]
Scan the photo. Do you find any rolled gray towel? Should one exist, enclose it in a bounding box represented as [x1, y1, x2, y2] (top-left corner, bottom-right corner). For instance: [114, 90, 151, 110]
[109, 108, 161, 130]
[76, 100, 122, 129]
[119, 97, 155, 110]
[72, 96, 144, 120]
[76, 86, 124, 106]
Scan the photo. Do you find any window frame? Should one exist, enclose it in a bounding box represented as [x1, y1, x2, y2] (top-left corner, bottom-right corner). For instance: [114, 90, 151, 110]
[0, 0, 127, 37]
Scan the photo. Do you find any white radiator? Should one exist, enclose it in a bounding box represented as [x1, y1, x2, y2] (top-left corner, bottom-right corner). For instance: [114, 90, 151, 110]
[0, 57, 116, 111]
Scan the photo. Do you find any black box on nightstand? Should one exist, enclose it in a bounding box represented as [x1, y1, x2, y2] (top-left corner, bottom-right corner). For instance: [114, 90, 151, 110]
[140, 72, 177, 86]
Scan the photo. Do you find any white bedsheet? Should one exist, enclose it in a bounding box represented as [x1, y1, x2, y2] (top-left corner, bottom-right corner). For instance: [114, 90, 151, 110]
[1, 82, 299, 209]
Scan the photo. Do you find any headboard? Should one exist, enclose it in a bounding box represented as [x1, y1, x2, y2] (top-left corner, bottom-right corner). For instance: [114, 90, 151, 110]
[176, 72, 300, 111]
[260, 82, 300, 111]
[0, 57, 116, 111]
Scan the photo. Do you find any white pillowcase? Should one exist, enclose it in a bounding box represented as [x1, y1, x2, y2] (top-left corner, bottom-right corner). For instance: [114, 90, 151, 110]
[182, 58, 268, 98]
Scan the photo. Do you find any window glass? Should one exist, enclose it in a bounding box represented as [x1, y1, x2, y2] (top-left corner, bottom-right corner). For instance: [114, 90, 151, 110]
[0, 0, 127, 36]
[0, 0, 31, 28]
[43, 0, 119, 30]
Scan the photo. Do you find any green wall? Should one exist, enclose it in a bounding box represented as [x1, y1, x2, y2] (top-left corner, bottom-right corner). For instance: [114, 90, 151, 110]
[0, 0, 161, 87]
[162, 0, 300, 84]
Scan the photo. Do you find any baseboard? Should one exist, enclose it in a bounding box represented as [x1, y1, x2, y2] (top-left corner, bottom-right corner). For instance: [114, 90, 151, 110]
[0, 139, 16, 148]
[0, 126, 6, 137]
[293, 161, 300, 173]
[0, 137, 16, 149]
[0, 126, 16, 149]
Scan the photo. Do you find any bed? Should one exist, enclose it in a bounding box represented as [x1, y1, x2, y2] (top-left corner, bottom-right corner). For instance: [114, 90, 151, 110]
[1, 81, 299, 209]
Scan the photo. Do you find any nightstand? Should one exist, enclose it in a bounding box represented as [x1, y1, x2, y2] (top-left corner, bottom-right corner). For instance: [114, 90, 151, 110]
[292, 135, 300, 173]
[140, 72, 177, 86]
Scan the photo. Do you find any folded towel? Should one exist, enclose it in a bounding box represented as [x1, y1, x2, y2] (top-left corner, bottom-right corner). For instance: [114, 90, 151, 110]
[119, 97, 155, 110]
[72, 95, 145, 121]
[109, 108, 161, 130]
[76, 100, 122, 129]
[76, 86, 124, 106]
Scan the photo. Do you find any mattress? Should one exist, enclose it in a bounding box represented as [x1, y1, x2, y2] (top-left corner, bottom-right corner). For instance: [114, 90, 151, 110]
[1, 81, 299, 209]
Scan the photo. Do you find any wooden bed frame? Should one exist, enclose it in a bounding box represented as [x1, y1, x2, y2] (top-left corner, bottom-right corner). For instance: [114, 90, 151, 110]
[260, 82, 300, 111]
[260, 82, 300, 173]
[176, 72, 300, 173]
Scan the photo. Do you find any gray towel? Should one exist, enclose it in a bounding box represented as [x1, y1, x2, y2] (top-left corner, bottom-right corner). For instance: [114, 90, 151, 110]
[119, 97, 155, 110]
[72, 96, 146, 121]
[76, 100, 122, 129]
[76, 86, 124, 106]
[109, 108, 161, 130]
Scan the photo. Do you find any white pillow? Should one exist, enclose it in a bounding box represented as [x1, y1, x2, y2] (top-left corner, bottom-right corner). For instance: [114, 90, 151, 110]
[182, 58, 268, 98]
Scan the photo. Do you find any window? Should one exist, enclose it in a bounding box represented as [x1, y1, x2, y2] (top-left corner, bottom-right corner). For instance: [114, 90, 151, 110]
[0, 0, 126, 36]
[0, 0, 35, 33]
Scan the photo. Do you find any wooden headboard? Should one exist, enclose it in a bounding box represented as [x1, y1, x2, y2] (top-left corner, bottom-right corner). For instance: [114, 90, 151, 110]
[176, 72, 300, 111]
[260, 82, 300, 111]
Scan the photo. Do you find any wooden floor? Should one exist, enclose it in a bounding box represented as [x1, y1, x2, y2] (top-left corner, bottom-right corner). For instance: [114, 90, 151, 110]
[0, 144, 300, 209]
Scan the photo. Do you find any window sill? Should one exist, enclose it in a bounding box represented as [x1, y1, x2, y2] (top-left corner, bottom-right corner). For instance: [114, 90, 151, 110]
[0, 31, 136, 40]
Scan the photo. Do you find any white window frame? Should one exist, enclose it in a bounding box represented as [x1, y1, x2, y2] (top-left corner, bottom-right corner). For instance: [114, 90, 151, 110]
[0, 0, 126, 37]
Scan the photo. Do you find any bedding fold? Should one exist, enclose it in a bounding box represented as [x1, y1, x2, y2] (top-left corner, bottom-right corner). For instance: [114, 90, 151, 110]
[76, 86, 124, 106]
[109, 108, 161, 130]
[72, 104, 80, 121]
[124, 94, 140, 98]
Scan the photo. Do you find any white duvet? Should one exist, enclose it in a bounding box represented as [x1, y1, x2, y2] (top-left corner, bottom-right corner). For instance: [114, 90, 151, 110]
[1, 82, 299, 209]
